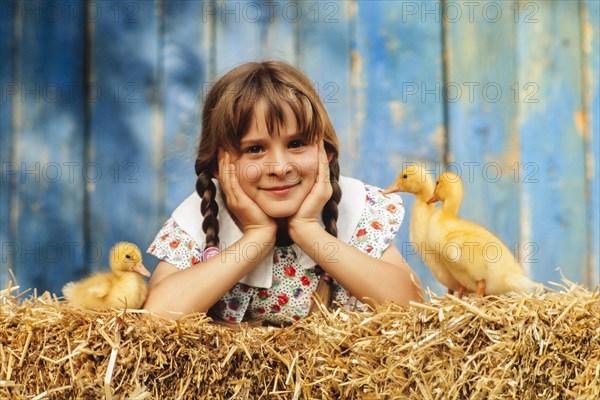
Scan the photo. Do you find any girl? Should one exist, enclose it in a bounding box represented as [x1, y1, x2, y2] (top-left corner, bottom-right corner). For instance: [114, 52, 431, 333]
[143, 61, 422, 324]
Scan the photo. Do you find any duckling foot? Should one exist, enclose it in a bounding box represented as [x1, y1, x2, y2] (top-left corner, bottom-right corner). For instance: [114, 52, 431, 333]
[457, 286, 466, 299]
[476, 279, 486, 297]
[447, 288, 455, 296]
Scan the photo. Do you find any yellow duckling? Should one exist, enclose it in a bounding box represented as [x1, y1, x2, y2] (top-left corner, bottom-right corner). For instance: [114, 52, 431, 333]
[384, 164, 462, 295]
[62, 242, 151, 309]
[426, 172, 535, 297]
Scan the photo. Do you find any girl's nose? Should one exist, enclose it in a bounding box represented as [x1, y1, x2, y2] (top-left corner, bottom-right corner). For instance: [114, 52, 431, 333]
[265, 149, 293, 179]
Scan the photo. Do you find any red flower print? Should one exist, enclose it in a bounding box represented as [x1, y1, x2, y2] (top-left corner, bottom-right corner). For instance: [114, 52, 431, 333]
[300, 276, 311, 286]
[149, 245, 156, 253]
[387, 204, 397, 213]
[169, 240, 181, 248]
[228, 300, 240, 311]
[273, 253, 279, 263]
[258, 307, 266, 314]
[292, 315, 301, 321]
[191, 256, 201, 265]
[365, 244, 373, 253]
[228, 316, 236, 322]
[258, 289, 270, 299]
[283, 265, 296, 277]
[277, 293, 289, 306]
[371, 221, 383, 230]
[187, 242, 193, 250]
[271, 304, 281, 313]
[161, 233, 170, 241]
[357, 228, 367, 238]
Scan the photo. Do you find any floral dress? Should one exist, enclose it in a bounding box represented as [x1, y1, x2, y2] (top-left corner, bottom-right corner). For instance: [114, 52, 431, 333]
[148, 184, 404, 325]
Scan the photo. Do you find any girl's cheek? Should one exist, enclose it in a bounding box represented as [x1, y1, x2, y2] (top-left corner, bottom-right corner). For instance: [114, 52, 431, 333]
[238, 161, 262, 183]
[305, 148, 320, 177]
[284, 162, 303, 183]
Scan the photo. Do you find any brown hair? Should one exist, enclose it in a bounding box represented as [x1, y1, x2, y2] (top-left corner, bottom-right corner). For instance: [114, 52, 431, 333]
[194, 60, 341, 313]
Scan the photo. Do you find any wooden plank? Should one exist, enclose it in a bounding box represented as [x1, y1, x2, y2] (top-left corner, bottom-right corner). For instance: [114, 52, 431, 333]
[355, 0, 445, 180]
[9, 0, 86, 294]
[444, 1, 520, 259]
[298, 0, 354, 175]
[214, 0, 296, 75]
[517, 1, 587, 285]
[353, 1, 446, 293]
[0, 0, 15, 289]
[583, 0, 599, 287]
[162, 0, 212, 215]
[88, 0, 161, 273]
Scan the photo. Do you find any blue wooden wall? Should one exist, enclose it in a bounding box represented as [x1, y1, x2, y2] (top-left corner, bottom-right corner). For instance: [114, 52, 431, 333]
[1, 0, 599, 296]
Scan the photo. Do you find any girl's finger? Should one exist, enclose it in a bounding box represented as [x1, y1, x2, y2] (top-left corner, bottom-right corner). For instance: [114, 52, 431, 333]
[219, 150, 237, 206]
[218, 148, 229, 184]
[318, 140, 330, 184]
[227, 152, 240, 205]
[226, 152, 240, 202]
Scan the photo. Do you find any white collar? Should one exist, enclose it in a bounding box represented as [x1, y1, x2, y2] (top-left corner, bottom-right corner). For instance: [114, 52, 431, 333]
[172, 176, 366, 288]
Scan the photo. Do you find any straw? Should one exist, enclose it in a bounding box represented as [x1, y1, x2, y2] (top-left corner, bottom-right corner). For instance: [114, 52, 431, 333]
[0, 280, 598, 399]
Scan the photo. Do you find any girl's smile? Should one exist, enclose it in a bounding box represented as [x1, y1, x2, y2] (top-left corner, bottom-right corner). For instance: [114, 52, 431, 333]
[233, 100, 320, 219]
[261, 184, 298, 196]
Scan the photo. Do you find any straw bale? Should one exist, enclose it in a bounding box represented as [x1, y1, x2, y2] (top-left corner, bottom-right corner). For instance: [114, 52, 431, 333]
[1, 281, 598, 399]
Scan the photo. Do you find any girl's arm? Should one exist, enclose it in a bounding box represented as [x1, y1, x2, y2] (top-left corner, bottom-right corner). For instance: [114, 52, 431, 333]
[290, 223, 422, 306]
[289, 141, 422, 306]
[143, 228, 275, 319]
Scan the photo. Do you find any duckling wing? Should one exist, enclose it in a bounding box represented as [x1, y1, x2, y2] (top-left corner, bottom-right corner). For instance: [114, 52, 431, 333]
[62, 272, 113, 307]
[431, 220, 495, 289]
[442, 219, 534, 294]
[83, 274, 113, 298]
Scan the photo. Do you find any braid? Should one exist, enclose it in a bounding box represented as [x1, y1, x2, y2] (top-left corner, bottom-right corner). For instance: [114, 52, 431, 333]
[322, 160, 342, 237]
[309, 157, 342, 315]
[196, 169, 220, 248]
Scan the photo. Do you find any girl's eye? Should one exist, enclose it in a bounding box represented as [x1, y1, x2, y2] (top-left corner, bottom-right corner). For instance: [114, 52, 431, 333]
[288, 140, 305, 149]
[245, 145, 263, 154]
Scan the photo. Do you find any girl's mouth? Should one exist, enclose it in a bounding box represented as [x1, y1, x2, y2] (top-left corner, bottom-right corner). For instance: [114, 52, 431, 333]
[263, 184, 297, 195]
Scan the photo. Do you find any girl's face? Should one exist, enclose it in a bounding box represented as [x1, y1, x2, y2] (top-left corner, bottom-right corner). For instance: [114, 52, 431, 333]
[233, 100, 320, 219]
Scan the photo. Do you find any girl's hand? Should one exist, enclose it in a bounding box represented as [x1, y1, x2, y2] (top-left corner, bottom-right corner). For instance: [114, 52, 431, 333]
[288, 141, 333, 239]
[218, 149, 277, 235]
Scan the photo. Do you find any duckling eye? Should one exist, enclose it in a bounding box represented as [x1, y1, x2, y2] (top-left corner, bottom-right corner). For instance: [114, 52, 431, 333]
[125, 254, 131, 259]
[402, 174, 408, 179]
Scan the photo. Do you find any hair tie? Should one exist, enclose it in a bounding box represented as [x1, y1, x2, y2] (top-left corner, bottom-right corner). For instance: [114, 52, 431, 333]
[202, 246, 220, 262]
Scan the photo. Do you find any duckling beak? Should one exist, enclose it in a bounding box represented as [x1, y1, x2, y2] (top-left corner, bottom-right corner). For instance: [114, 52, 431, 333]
[383, 184, 399, 195]
[426, 194, 439, 204]
[133, 262, 152, 277]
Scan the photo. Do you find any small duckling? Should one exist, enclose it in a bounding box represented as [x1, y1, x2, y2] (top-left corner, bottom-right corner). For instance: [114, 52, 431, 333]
[426, 172, 535, 297]
[384, 164, 462, 295]
[63, 242, 151, 309]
